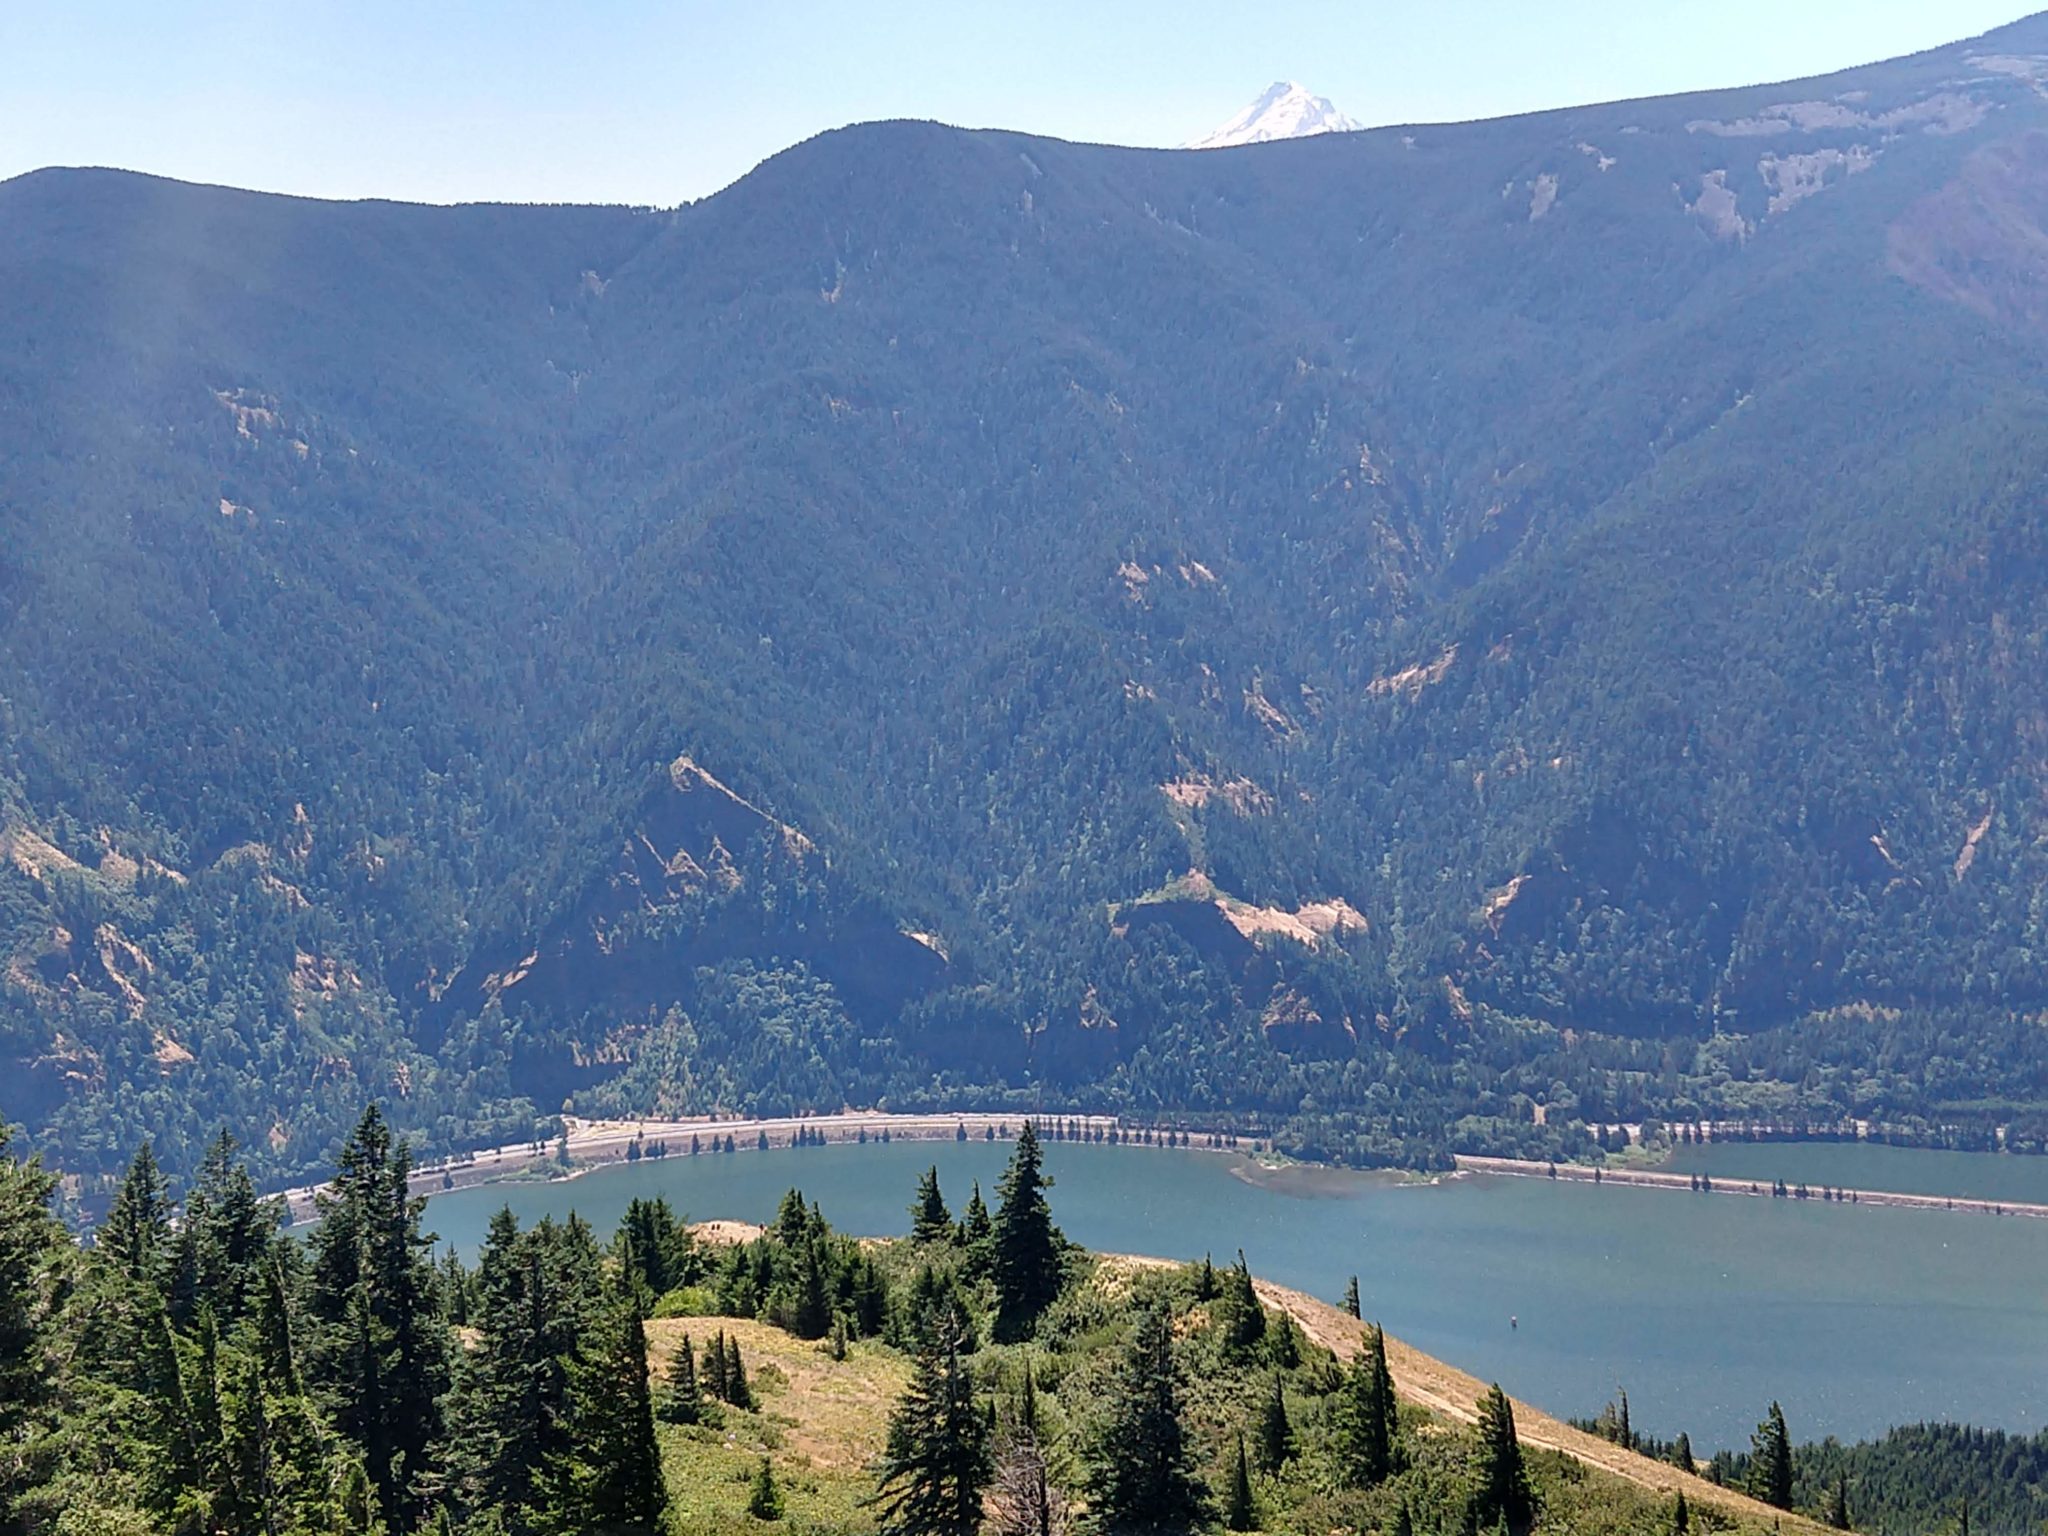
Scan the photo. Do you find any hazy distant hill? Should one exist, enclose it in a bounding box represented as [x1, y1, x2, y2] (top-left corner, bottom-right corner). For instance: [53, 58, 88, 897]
[11, 17, 2048, 1179]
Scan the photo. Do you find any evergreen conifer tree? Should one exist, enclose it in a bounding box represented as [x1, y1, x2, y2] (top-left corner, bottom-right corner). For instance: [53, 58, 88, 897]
[1335, 1325, 1397, 1488]
[960, 1182, 995, 1281]
[1343, 1275, 1361, 1320]
[703, 1330, 730, 1402]
[1224, 1432, 1254, 1532]
[306, 1105, 451, 1532]
[1218, 1252, 1266, 1358]
[992, 1123, 1064, 1342]
[1254, 1374, 1294, 1472]
[726, 1334, 752, 1409]
[660, 1333, 705, 1424]
[1825, 1476, 1850, 1530]
[1469, 1384, 1533, 1536]
[749, 1457, 785, 1520]
[1670, 1490, 1690, 1534]
[550, 1276, 667, 1535]
[100, 1142, 172, 1289]
[869, 1321, 991, 1536]
[1748, 1402, 1794, 1510]
[911, 1168, 954, 1245]
[0, 1126, 62, 1532]
[1083, 1295, 1209, 1534]
[1671, 1432, 1695, 1476]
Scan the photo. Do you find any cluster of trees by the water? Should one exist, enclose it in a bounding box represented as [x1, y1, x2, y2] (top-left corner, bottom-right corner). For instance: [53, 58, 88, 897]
[0, 1108, 1855, 1536]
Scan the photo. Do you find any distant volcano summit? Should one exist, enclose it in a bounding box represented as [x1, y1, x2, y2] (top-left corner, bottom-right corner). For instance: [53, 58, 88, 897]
[1182, 81, 1362, 148]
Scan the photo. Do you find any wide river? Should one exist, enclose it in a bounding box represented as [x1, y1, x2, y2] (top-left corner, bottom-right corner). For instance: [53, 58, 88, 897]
[425, 1138, 2048, 1452]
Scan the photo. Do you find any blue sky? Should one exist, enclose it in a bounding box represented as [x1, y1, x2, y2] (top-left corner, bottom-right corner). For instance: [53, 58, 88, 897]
[2, 1, 2037, 205]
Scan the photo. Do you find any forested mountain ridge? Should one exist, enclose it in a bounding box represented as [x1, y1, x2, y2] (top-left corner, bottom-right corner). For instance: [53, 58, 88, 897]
[10, 18, 2048, 1181]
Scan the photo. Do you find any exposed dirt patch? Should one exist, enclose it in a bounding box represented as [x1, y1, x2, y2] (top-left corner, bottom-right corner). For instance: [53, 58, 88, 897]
[1159, 775, 1274, 816]
[1955, 809, 1995, 880]
[1219, 895, 1366, 948]
[1760, 145, 1875, 214]
[1369, 644, 1457, 700]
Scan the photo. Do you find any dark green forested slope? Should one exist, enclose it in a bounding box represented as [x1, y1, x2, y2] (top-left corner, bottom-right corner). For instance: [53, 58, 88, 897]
[11, 20, 2048, 1182]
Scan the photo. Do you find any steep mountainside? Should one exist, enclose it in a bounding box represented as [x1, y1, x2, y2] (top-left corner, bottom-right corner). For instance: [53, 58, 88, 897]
[11, 19, 2048, 1179]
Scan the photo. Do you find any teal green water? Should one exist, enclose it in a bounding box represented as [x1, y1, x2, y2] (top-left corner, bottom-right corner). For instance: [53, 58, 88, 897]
[425, 1141, 2048, 1453]
[1665, 1139, 2048, 1205]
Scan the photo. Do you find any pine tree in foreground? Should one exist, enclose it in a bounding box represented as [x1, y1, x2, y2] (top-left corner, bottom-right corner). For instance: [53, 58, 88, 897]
[1335, 1323, 1398, 1488]
[1671, 1489, 1690, 1535]
[911, 1166, 954, 1245]
[1254, 1373, 1293, 1472]
[548, 1275, 667, 1535]
[726, 1333, 753, 1410]
[1084, 1295, 1209, 1535]
[869, 1319, 991, 1536]
[1224, 1432, 1255, 1532]
[1217, 1251, 1266, 1358]
[1671, 1431, 1695, 1476]
[992, 1122, 1065, 1342]
[306, 1104, 450, 1532]
[1748, 1401, 1794, 1511]
[748, 1456, 785, 1520]
[660, 1331, 705, 1424]
[1469, 1383, 1534, 1536]
[1824, 1472, 1851, 1529]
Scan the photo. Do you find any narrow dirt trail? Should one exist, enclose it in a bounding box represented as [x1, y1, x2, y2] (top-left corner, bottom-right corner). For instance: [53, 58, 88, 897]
[1251, 1277, 1829, 1533]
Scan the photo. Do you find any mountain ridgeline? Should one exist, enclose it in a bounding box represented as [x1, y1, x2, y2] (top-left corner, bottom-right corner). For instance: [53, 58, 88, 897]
[9, 20, 2048, 1179]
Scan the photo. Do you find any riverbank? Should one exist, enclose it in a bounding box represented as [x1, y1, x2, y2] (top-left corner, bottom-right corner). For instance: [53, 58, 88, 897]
[280, 1110, 1236, 1224]
[1456, 1153, 2048, 1220]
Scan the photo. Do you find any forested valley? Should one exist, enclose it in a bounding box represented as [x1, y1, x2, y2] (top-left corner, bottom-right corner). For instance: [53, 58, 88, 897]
[15, 20, 2048, 1186]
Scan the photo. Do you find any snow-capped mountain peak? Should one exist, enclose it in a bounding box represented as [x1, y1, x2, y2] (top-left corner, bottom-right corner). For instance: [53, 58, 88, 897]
[1183, 82, 1362, 150]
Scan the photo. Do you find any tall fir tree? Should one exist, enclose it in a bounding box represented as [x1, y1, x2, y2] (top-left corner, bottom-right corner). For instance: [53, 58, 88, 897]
[659, 1333, 705, 1425]
[869, 1320, 991, 1536]
[748, 1457, 785, 1521]
[702, 1330, 729, 1403]
[910, 1168, 954, 1245]
[991, 1123, 1064, 1343]
[1749, 1402, 1794, 1511]
[0, 1128, 62, 1529]
[186, 1129, 276, 1324]
[1224, 1432, 1254, 1532]
[1083, 1296, 1208, 1535]
[444, 1209, 600, 1527]
[1217, 1252, 1266, 1358]
[1825, 1474, 1851, 1530]
[549, 1275, 667, 1536]
[725, 1333, 752, 1410]
[959, 1182, 994, 1281]
[1334, 1325, 1397, 1488]
[306, 1104, 451, 1532]
[1254, 1373, 1294, 1472]
[1342, 1275, 1361, 1320]
[99, 1142, 172, 1289]
[1469, 1384, 1533, 1536]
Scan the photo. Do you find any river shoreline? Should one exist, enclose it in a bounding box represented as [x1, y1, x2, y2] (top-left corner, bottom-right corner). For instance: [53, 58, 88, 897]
[1455, 1153, 2048, 1220]
[281, 1110, 1258, 1224]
